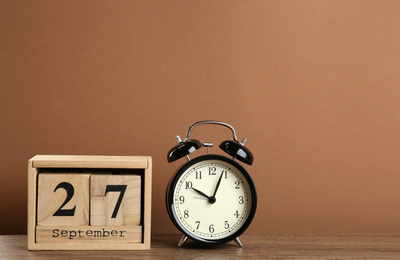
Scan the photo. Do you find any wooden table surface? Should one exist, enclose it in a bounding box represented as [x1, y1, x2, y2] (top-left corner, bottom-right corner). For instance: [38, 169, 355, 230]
[1, 234, 400, 259]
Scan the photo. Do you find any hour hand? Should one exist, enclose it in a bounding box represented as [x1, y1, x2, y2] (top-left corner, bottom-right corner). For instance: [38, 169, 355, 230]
[192, 187, 211, 200]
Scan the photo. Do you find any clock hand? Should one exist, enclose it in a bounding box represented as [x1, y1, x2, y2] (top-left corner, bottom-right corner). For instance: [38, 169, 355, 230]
[212, 172, 224, 198]
[193, 196, 208, 200]
[192, 187, 211, 200]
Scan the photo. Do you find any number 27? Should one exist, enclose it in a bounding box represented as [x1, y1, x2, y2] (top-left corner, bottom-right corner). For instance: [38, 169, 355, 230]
[53, 182, 127, 218]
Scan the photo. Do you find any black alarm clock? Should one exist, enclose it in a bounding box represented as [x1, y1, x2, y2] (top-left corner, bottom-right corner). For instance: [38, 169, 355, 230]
[166, 121, 257, 247]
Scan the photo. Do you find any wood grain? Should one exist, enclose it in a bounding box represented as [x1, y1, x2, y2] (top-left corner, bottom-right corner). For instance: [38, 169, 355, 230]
[27, 158, 38, 250]
[90, 174, 141, 226]
[143, 158, 152, 250]
[32, 155, 148, 169]
[3, 234, 400, 259]
[37, 173, 90, 226]
[36, 225, 142, 244]
[28, 155, 152, 250]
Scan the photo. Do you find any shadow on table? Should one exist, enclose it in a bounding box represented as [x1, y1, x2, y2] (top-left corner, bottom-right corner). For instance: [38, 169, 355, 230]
[153, 234, 243, 250]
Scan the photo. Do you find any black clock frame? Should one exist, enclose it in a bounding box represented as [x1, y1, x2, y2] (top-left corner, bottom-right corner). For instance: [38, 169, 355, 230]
[166, 154, 257, 245]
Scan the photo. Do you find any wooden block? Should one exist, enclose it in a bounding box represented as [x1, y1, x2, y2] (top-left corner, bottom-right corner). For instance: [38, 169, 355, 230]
[37, 173, 90, 226]
[90, 174, 141, 226]
[32, 155, 148, 169]
[36, 225, 142, 244]
[28, 155, 152, 250]
[27, 157, 39, 250]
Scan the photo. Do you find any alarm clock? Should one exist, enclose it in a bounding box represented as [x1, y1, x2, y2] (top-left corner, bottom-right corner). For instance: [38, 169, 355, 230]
[166, 121, 257, 247]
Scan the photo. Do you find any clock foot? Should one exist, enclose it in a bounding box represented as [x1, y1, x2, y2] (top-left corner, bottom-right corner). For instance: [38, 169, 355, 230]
[178, 235, 188, 247]
[233, 237, 243, 247]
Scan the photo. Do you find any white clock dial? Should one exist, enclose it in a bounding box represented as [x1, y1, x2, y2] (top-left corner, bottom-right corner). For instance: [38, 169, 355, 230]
[172, 159, 252, 240]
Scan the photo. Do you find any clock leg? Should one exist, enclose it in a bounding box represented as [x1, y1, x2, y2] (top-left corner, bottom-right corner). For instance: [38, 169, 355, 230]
[233, 237, 243, 247]
[178, 235, 188, 247]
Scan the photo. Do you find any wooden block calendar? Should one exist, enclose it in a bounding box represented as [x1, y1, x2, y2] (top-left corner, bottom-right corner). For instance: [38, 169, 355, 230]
[28, 155, 152, 250]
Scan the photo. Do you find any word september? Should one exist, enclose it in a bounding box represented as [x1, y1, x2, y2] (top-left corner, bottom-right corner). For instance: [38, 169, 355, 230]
[52, 228, 126, 240]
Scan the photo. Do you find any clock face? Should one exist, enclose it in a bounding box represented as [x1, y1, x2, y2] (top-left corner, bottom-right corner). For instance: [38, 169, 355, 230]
[166, 154, 257, 244]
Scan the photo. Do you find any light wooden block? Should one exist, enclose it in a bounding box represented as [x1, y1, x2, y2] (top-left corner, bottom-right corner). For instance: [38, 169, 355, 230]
[37, 173, 90, 226]
[35, 225, 142, 244]
[90, 174, 141, 226]
[28, 155, 152, 250]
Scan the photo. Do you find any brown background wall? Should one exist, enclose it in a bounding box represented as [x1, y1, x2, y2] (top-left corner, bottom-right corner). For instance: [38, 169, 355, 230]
[1, 1, 400, 235]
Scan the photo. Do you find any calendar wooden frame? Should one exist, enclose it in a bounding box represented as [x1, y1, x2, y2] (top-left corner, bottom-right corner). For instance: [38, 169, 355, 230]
[27, 155, 152, 250]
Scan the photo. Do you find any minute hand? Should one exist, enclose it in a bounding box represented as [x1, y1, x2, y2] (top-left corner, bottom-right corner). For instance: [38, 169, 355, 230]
[212, 172, 224, 198]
